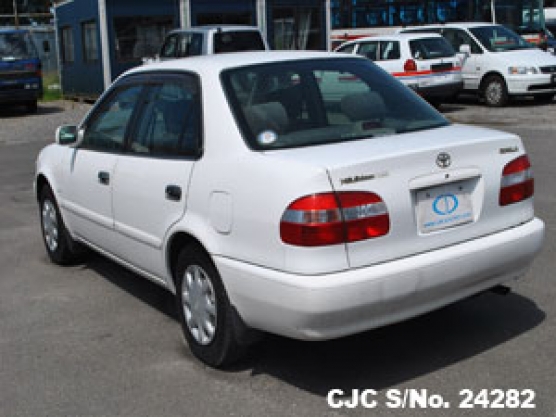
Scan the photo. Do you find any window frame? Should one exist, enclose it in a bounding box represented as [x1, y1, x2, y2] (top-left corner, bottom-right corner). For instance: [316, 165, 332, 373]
[81, 20, 99, 63]
[60, 25, 75, 65]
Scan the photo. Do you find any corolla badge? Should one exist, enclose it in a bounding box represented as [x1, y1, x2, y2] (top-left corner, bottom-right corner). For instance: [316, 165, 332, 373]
[436, 152, 451, 169]
[433, 193, 459, 215]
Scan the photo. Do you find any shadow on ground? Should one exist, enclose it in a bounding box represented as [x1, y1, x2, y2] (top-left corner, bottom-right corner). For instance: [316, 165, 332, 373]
[81, 250, 545, 397]
[0, 103, 64, 118]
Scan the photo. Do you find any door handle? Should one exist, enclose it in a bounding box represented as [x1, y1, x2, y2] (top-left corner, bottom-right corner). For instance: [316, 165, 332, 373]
[98, 171, 110, 185]
[165, 185, 182, 201]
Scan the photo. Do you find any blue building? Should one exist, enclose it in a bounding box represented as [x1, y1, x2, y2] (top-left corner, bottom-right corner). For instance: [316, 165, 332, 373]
[55, 0, 328, 98]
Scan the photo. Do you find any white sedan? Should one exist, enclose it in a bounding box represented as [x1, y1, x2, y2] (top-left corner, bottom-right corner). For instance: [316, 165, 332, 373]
[35, 51, 544, 367]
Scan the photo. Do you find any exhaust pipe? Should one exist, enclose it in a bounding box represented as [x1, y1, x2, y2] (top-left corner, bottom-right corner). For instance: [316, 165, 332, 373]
[490, 285, 511, 296]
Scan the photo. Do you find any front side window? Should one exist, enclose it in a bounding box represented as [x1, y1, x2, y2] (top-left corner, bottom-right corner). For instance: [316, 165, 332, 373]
[178, 33, 203, 57]
[82, 21, 98, 63]
[357, 41, 378, 60]
[81, 85, 143, 152]
[160, 34, 178, 58]
[130, 76, 201, 157]
[222, 58, 448, 151]
[442, 29, 483, 54]
[469, 25, 533, 52]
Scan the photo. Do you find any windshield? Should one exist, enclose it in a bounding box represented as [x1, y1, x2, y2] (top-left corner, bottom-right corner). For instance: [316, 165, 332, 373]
[410, 37, 455, 59]
[469, 26, 533, 52]
[221, 58, 448, 151]
[0, 31, 37, 61]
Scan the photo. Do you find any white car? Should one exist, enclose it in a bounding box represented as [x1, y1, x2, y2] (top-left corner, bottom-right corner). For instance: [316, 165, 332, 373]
[400, 23, 556, 106]
[335, 33, 463, 104]
[35, 52, 544, 367]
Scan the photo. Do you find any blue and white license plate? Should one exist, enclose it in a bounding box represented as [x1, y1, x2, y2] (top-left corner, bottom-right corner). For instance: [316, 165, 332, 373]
[416, 182, 474, 233]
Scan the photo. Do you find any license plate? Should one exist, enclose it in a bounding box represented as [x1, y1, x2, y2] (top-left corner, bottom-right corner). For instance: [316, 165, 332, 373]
[416, 182, 474, 233]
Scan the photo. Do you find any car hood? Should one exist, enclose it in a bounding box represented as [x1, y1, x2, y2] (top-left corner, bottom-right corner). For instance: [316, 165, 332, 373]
[492, 48, 556, 67]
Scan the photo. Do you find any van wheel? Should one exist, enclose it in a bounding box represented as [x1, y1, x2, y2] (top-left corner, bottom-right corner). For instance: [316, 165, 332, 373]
[175, 245, 245, 368]
[482, 75, 508, 107]
[39, 186, 81, 265]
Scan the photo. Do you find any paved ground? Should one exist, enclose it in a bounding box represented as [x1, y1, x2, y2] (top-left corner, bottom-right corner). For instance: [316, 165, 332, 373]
[0, 98, 554, 417]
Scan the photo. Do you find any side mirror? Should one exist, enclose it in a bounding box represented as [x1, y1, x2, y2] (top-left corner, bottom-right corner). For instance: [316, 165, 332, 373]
[55, 125, 78, 145]
[459, 44, 471, 56]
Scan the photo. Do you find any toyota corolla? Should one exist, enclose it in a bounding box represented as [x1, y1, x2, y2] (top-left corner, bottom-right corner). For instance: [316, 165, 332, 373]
[35, 52, 544, 367]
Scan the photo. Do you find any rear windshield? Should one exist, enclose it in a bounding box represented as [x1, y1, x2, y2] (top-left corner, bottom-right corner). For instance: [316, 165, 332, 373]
[221, 58, 448, 150]
[214, 31, 265, 53]
[410, 37, 455, 59]
[469, 25, 533, 52]
[0, 31, 37, 61]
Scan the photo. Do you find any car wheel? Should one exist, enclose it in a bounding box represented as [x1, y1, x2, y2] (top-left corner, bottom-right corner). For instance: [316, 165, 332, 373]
[26, 100, 38, 113]
[39, 186, 81, 265]
[533, 93, 554, 103]
[175, 245, 245, 368]
[482, 75, 508, 107]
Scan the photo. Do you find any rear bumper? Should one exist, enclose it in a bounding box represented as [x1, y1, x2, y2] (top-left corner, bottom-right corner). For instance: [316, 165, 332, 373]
[0, 82, 42, 103]
[215, 218, 544, 340]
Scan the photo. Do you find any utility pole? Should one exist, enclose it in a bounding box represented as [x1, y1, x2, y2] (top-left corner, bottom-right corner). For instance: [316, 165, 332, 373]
[13, 0, 19, 27]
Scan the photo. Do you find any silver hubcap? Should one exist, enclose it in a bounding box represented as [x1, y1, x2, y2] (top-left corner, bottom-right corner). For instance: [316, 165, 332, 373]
[486, 82, 503, 105]
[181, 265, 217, 345]
[42, 199, 59, 252]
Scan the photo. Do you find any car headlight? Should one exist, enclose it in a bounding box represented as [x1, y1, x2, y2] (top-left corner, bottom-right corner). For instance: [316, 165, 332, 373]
[508, 66, 538, 75]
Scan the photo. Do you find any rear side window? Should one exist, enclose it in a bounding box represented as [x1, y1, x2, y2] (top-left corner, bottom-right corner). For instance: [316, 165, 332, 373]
[214, 31, 265, 53]
[410, 38, 455, 59]
[130, 76, 201, 157]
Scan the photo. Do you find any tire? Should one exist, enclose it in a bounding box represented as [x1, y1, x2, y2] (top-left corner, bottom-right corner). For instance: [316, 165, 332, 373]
[174, 245, 246, 368]
[39, 186, 81, 265]
[26, 100, 38, 113]
[534, 93, 554, 103]
[482, 75, 509, 107]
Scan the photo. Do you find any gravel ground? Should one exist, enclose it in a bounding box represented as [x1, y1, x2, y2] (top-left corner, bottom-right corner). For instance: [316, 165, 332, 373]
[0, 100, 91, 146]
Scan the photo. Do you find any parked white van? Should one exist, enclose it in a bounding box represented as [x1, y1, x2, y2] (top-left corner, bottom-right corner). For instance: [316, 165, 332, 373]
[400, 23, 556, 106]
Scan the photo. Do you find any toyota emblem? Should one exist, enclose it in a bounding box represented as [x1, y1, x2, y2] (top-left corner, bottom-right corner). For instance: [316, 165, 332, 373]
[436, 152, 451, 169]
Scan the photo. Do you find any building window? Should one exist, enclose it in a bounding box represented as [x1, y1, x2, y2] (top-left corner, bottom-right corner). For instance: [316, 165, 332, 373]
[82, 20, 98, 63]
[60, 26, 74, 64]
[113, 16, 174, 63]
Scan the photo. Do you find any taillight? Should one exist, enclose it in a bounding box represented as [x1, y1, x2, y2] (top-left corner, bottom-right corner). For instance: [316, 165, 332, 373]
[280, 192, 390, 247]
[404, 59, 417, 72]
[499, 155, 534, 206]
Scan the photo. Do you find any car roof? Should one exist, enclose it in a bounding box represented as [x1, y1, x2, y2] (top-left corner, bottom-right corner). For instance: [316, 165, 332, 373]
[348, 33, 444, 43]
[167, 25, 261, 35]
[0, 28, 28, 34]
[401, 22, 501, 31]
[127, 51, 356, 77]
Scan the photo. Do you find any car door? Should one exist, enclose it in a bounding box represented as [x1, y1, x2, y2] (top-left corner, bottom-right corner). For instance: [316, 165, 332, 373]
[60, 82, 144, 252]
[442, 28, 484, 91]
[111, 73, 201, 280]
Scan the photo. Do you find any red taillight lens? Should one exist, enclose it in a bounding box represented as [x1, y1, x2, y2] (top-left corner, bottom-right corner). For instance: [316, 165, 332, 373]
[499, 155, 534, 206]
[404, 59, 417, 72]
[280, 192, 390, 247]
